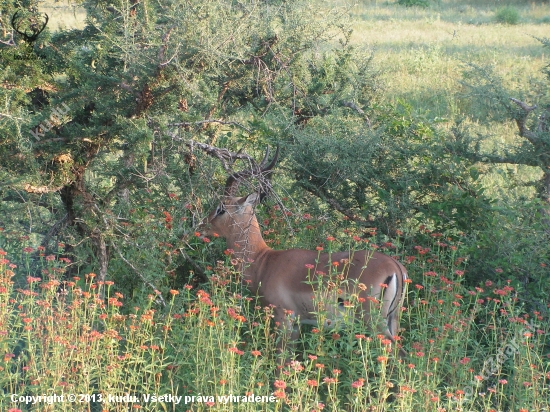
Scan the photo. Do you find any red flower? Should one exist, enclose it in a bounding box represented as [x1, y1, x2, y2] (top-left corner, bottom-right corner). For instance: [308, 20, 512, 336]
[273, 390, 286, 399]
[274, 380, 286, 389]
[351, 379, 364, 388]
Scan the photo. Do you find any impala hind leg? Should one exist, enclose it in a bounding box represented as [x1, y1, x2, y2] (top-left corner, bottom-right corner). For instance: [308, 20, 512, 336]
[384, 310, 407, 358]
[381, 274, 408, 358]
[360, 293, 407, 358]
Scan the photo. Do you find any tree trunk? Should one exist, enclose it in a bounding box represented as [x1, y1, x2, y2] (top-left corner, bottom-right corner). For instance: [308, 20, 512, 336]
[91, 228, 108, 298]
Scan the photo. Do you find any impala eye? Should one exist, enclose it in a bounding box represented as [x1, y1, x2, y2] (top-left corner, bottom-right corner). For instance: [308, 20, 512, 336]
[216, 205, 226, 216]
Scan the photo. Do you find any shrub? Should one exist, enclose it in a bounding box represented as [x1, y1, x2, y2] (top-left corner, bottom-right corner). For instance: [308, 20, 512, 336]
[398, 0, 430, 8]
[495, 7, 520, 25]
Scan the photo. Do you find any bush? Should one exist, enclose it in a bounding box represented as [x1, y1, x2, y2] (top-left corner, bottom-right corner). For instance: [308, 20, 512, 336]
[398, 0, 430, 8]
[495, 7, 520, 25]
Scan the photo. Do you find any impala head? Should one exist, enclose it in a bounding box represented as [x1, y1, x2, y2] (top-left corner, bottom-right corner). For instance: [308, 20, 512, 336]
[199, 146, 279, 240]
[200, 192, 261, 239]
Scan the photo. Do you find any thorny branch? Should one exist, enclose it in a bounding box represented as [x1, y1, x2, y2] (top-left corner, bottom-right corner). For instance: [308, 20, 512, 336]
[0, 112, 23, 119]
[343, 101, 372, 128]
[509, 97, 550, 231]
[158, 25, 176, 69]
[40, 213, 69, 249]
[179, 248, 208, 283]
[0, 29, 15, 46]
[170, 136, 288, 216]
[300, 181, 371, 227]
[168, 119, 252, 134]
[167, 133, 256, 172]
[509, 97, 540, 145]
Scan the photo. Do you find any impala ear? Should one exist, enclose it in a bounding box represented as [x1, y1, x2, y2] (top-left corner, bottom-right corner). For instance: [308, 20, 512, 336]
[240, 192, 261, 208]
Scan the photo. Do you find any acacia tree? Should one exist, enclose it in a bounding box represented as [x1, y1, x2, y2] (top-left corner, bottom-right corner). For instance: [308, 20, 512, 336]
[453, 39, 550, 219]
[444, 39, 550, 301]
[0, 0, 382, 294]
[1, 0, 498, 299]
[288, 102, 494, 236]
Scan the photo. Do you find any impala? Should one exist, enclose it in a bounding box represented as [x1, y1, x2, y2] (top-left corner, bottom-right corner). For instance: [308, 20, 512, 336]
[199, 147, 408, 359]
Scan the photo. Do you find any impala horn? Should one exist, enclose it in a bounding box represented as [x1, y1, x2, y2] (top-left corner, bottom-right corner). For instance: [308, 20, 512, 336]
[224, 145, 280, 199]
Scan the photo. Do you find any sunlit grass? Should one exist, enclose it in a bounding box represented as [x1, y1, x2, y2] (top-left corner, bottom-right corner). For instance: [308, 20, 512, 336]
[339, 0, 550, 203]
[347, 2, 549, 116]
[40, 1, 86, 31]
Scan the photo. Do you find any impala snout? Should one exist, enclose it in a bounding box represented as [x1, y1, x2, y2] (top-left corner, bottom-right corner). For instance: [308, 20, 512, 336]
[196, 216, 215, 239]
[195, 217, 222, 242]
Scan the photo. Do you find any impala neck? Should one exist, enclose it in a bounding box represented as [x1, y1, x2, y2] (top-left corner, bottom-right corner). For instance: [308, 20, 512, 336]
[225, 212, 269, 287]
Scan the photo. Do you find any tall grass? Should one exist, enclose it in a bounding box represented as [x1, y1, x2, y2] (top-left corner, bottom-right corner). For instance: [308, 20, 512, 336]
[1, 228, 548, 411]
[348, 2, 549, 117]
[40, 2, 86, 31]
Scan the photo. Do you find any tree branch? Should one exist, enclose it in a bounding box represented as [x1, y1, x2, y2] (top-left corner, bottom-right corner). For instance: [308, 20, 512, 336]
[0, 112, 22, 119]
[32, 137, 95, 146]
[342, 101, 371, 128]
[456, 150, 541, 167]
[167, 135, 256, 172]
[91, 227, 108, 298]
[119, 82, 139, 97]
[299, 181, 372, 226]
[158, 25, 176, 69]
[179, 248, 208, 283]
[24, 183, 64, 193]
[509, 97, 540, 146]
[40, 213, 69, 249]
[0, 32, 16, 46]
[168, 119, 251, 134]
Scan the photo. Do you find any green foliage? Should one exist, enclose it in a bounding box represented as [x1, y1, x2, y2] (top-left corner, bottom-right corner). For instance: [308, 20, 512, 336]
[398, 0, 430, 8]
[290, 102, 494, 234]
[451, 37, 550, 311]
[1, 0, 366, 293]
[495, 7, 520, 25]
[456, 49, 550, 191]
[541, 36, 550, 81]
[463, 200, 550, 305]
